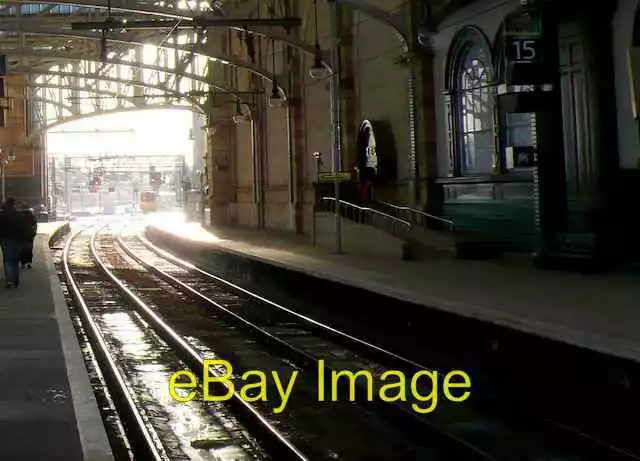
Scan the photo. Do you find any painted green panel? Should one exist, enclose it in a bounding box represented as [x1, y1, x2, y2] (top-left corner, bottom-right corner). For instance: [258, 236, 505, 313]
[443, 202, 536, 251]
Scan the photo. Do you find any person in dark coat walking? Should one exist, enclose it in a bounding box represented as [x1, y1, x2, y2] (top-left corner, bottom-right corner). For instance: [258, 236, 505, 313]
[19, 202, 37, 269]
[0, 197, 27, 288]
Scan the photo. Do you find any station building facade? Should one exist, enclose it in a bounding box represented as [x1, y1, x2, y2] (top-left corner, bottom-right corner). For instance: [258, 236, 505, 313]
[0, 72, 47, 209]
[201, 0, 640, 264]
[424, 0, 640, 263]
[203, 0, 416, 237]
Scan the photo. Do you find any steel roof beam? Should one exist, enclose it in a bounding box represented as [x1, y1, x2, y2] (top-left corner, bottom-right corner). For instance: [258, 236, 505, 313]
[22, 69, 205, 107]
[4, 50, 223, 89]
[0, 24, 279, 84]
[31, 84, 196, 103]
[2, 0, 203, 19]
[0, 1, 326, 61]
[30, 97, 198, 133]
[70, 17, 302, 30]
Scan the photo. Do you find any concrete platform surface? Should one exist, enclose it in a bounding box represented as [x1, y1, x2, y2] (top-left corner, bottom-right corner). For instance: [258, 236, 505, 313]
[0, 229, 113, 460]
[147, 219, 640, 364]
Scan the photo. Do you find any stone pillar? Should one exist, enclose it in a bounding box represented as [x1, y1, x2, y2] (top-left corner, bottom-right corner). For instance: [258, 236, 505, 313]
[206, 93, 236, 227]
[285, 0, 307, 234]
[420, 52, 439, 204]
[0, 74, 44, 204]
[250, 74, 266, 230]
[290, 58, 306, 234]
[411, 0, 439, 211]
[203, 25, 235, 228]
[1, 75, 27, 146]
[338, 5, 358, 168]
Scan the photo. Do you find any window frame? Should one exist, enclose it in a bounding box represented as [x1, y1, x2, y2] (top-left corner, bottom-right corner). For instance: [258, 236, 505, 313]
[444, 27, 499, 178]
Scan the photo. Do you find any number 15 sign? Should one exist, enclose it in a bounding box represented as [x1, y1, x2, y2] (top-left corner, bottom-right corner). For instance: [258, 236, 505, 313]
[506, 37, 542, 63]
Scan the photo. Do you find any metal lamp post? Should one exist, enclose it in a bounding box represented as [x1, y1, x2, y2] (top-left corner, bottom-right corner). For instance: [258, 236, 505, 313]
[312, 151, 322, 246]
[0, 148, 16, 203]
[328, 2, 343, 254]
[309, 0, 343, 254]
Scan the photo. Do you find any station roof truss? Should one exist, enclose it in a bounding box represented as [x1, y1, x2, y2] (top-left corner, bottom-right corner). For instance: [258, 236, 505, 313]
[0, 0, 310, 133]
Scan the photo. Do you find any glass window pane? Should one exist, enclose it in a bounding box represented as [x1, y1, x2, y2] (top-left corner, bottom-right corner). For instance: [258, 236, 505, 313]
[506, 112, 534, 147]
[464, 130, 494, 173]
[457, 43, 494, 174]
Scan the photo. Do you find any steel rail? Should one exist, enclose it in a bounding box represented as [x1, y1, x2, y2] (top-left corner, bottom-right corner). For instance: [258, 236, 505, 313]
[134, 226, 640, 461]
[120, 229, 497, 460]
[89, 226, 309, 461]
[115, 233, 323, 369]
[134, 229, 427, 372]
[62, 225, 169, 461]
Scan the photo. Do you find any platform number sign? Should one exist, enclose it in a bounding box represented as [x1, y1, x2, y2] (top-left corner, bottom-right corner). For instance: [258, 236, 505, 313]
[507, 37, 540, 63]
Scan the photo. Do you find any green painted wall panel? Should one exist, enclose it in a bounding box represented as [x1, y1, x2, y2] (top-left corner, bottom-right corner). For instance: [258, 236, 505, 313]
[443, 202, 536, 251]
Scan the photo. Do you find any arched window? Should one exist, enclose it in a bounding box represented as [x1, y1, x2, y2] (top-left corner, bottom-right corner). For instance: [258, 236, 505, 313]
[445, 28, 496, 176]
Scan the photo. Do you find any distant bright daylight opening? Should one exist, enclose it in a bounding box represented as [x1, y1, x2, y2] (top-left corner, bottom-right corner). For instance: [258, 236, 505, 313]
[47, 108, 206, 223]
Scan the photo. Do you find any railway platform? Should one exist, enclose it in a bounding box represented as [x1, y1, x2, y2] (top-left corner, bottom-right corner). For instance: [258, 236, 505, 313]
[146, 219, 640, 364]
[0, 223, 113, 460]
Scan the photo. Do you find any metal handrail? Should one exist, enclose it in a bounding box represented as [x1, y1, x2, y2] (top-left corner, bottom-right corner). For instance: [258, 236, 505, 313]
[319, 196, 411, 228]
[376, 200, 455, 230]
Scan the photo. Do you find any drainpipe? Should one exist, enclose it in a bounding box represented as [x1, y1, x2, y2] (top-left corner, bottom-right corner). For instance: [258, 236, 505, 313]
[250, 117, 263, 228]
[286, 103, 295, 231]
[258, 105, 268, 229]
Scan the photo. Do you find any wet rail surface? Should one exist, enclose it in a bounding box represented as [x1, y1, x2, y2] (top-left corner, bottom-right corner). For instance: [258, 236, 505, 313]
[51, 230, 134, 460]
[108, 225, 475, 460]
[116, 227, 640, 461]
[62, 225, 273, 461]
[64, 223, 481, 460]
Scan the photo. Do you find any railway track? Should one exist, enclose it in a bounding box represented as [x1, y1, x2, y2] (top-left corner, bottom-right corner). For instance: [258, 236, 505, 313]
[58, 221, 640, 460]
[63, 223, 476, 460]
[62, 224, 295, 461]
[100, 224, 476, 460]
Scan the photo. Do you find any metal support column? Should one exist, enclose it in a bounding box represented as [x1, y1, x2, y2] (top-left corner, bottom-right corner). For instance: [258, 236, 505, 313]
[329, 1, 343, 254]
[64, 156, 71, 216]
[286, 105, 296, 231]
[50, 158, 56, 214]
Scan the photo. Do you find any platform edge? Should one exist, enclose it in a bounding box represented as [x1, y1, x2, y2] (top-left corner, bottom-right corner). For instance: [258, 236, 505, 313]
[43, 238, 115, 461]
[146, 226, 640, 365]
